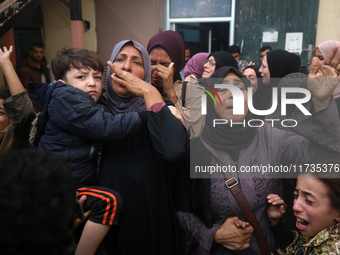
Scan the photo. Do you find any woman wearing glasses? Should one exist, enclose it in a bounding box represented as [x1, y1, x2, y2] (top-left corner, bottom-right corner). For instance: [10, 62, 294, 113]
[186, 51, 239, 137]
[202, 51, 239, 78]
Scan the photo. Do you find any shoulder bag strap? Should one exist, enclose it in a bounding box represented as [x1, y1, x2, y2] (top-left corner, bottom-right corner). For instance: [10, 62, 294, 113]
[181, 81, 187, 107]
[200, 137, 272, 255]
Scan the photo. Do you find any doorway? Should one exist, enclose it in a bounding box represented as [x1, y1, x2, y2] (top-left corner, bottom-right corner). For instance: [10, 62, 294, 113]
[175, 22, 230, 55]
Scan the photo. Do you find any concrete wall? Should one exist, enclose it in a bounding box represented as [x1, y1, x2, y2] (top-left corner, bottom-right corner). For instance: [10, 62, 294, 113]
[315, 0, 340, 45]
[95, 0, 164, 63]
[41, 0, 97, 64]
[37, 0, 340, 66]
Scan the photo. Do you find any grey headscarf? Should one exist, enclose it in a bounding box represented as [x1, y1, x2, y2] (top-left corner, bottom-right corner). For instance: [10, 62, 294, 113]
[106, 40, 151, 114]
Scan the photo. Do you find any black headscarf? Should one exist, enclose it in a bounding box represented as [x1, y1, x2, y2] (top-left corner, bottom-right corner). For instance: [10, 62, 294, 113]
[262, 49, 302, 112]
[190, 67, 255, 228]
[266, 49, 301, 79]
[243, 65, 261, 79]
[243, 65, 271, 111]
[208, 51, 239, 70]
[201, 66, 256, 151]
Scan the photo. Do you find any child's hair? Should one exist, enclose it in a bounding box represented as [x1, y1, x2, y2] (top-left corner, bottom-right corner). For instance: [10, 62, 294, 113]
[52, 48, 104, 80]
[317, 177, 340, 210]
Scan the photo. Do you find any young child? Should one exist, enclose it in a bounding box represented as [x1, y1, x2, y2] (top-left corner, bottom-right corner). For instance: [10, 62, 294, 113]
[267, 172, 340, 254]
[27, 47, 148, 255]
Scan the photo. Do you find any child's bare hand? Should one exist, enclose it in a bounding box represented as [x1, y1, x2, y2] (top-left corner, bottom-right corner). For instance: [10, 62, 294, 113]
[234, 219, 250, 229]
[267, 194, 287, 226]
[0, 46, 13, 67]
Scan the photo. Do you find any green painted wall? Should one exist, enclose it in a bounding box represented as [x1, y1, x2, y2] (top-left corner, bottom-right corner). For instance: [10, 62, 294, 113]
[234, 0, 319, 68]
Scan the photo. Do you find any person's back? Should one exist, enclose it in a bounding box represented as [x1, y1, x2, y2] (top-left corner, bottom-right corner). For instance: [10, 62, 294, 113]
[0, 149, 76, 255]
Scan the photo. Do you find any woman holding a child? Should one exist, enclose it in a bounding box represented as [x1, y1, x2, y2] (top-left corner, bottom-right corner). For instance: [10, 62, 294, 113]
[96, 40, 188, 255]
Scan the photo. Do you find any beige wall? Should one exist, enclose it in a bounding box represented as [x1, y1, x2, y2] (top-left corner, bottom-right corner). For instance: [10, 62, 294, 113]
[42, 0, 97, 64]
[95, 0, 164, 63]
[316, 0, 340, 46]
[83, 0, 97, 51]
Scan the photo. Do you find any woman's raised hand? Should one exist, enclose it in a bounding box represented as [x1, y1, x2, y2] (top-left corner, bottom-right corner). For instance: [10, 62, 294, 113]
[0, 46, 25, 95]
[308, 45, 340, 112]
[0, 46, 12, 68]
[151, 62, 177, 104]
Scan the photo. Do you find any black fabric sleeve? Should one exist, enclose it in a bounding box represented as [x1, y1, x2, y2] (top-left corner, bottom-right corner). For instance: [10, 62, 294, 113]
[269, 220, 295, 250]
[146, 104, 188, 162]
[51, 88, 147, 141]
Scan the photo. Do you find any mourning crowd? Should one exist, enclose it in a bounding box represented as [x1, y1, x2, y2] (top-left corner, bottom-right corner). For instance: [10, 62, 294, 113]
[0, 31, 340, 255]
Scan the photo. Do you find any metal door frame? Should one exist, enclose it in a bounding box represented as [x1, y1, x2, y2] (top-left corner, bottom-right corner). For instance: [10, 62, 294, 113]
[165, 0, 236, 51]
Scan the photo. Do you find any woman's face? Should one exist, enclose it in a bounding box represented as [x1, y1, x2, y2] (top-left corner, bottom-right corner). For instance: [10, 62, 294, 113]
[314, 47, 324, 64]
[111, 44, 145, 98]
[243, 68, 258, 94]
[149, 47, 172, 87]
[202, 56, 216, 78]
[293, 174, 340, 237]
[259, 55, 270, 85]
[214, 72, 248, 123]
[0, 99, 9, 130]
